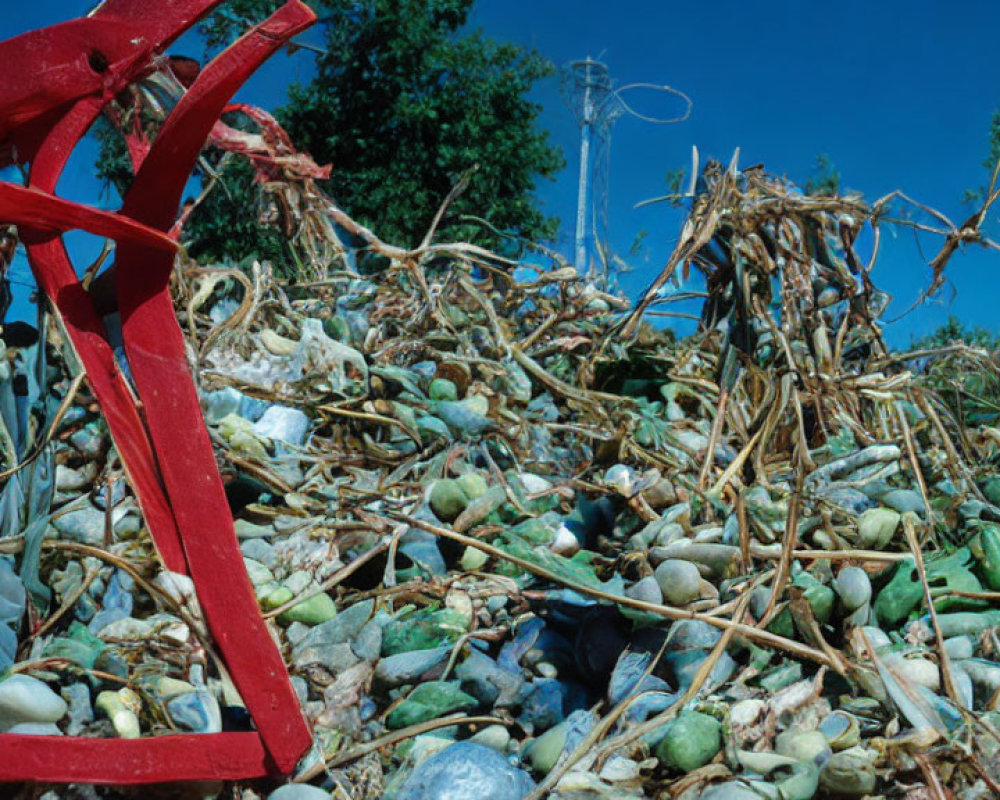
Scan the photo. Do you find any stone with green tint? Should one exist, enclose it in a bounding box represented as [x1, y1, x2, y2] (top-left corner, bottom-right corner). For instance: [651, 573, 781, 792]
[322, 315, 350, 342]
[873, 559, 922, 626]
[262, 585, 294, 610]
[381, 607, 468, 655]
[793, 571, 834, 624]
[385, 681, 477, 729]
[279, 591, 337, 626]
[510, 517, 557, 545]
[455, 472, 488, 501]
[777, 762, 820, 800]
[526, 720, 567, 773]
[982, 475, 1000, 506]
[460, 546, 489, 571]
[874, 548, 984, 626]
[880, 489, 925, 515]
[429, 479, 470, 522]
[971, 524, 1000, 590]
[856, 507, 900, 549]
[655, 711, 722, 772]
[428, 378, 458, 402]
[819, 749, 876, 796]
[766, 606, 796, 640]
[42, 621, 105, 669]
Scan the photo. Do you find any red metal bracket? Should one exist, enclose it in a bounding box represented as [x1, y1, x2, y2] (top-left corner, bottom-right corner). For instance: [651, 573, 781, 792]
[0, 0, 316, 784]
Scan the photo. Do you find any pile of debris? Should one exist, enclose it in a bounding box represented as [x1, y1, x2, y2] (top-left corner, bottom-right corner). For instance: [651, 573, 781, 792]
[3, 158, 1000, 800]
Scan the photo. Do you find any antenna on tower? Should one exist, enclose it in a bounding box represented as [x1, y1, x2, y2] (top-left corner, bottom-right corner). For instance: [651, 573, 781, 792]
[565, 58, 612, 279]
[562, 59, 692, 288]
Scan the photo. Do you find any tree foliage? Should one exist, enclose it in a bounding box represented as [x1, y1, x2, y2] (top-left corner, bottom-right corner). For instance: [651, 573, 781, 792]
[95, 0, 564, 265]
[911, 315, 1000, 352]
[93, 111, 289, 265]
[911, 316, 1000, 426]
[803, 153, 841, 197]
[964, 109, 1000, 205]
[279, 0, 563, 249]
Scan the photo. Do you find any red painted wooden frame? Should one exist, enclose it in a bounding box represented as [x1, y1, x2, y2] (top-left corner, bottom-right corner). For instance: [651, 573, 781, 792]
[0, 0, 315, 784]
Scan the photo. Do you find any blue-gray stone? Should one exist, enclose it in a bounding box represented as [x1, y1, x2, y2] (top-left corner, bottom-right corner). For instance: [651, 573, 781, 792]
[241, 538, 277, 567]
[0, 624, 16, 672]
[297, 600, 374, 651]
[562, 709, 598, 755]
[815, 486, 874, 516]
[53, 505, 114, 545]
[668, 648, 737, 692]
[880, 489, 926, 515]
[89, 572, 133, 634]
[351, 619, 383, 662]
[92, 479, 126, 511]
[666, 620, 722, 652]
[432, 401, 495, 438]
[166, 690, 222, 734]
[455, 650, 525, 707]
[203, 387, 246, 424]
[0, 559, 24, 668]
[518, 678, 564, 731]
[396, 742, 535, 800]
[623, 691, 677, 724]
[7, 722, 63, 735]
[252, 405, 311, 446]
[375, 646, 451, 687]
[608, 650, 672, 706]
[498, 617, 545, 671]
[398, 536, 447, 576]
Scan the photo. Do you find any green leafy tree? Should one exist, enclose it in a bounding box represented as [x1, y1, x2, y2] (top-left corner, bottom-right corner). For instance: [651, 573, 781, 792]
[93, 112, 288, 265]
[911, 315, 1000, 352]
[911, 316, 1000, 426]
[275, 0, 562, 249]
[96, 0, 564, 265]
[803, 153, 840, 197]
[964, 110, 1000, 205]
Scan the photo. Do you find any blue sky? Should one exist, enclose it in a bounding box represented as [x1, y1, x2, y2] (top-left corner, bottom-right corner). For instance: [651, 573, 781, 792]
[4, 1, 1000, 346]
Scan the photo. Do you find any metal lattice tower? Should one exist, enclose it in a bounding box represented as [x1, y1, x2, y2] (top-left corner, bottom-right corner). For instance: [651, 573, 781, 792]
[562, 58, 692, 287]
[565, 58, 612, 276]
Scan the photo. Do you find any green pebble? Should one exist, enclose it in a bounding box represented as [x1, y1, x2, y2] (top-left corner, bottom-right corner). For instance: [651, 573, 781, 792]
[766, 606, 796, 640]
[655, 711, 722, 772]
[460, 546, 489, 571]
[279, 592, 338, 626]
[262, 586, 294, 610]
[777, 762, 820, 800]
[381, 607, 468, 655]
[982, 475, 1000, 506]
[385, 681, 476, 729]
[455, 472, 488, 501]
[856, 507, 900, 549]
[429, 479, 470, 522]
[322, 315, 350, 342]
[794, 571, 835, 624]
[971, 524, 1000, 590]
[429, 378, 459, 401]
[526, 721, 567, 774]
[818, 749, 876, 797]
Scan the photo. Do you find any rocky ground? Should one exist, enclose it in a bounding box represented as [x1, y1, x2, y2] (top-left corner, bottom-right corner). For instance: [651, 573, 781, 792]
[3, 163, 1000, 799]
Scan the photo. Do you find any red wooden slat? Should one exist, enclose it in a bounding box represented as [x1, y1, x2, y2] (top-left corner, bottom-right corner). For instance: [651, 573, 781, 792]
[22, 97, 188, 574]
[115, 2, 317, 772]
[0, 0, 319, 782]
[0, 183, 177, 252]
[0, 0, 224, 149]
[0, 732, 273, 784]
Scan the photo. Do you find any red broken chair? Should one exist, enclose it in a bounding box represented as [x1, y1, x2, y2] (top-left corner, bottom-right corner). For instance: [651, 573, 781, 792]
[0, 0, 316, 784]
